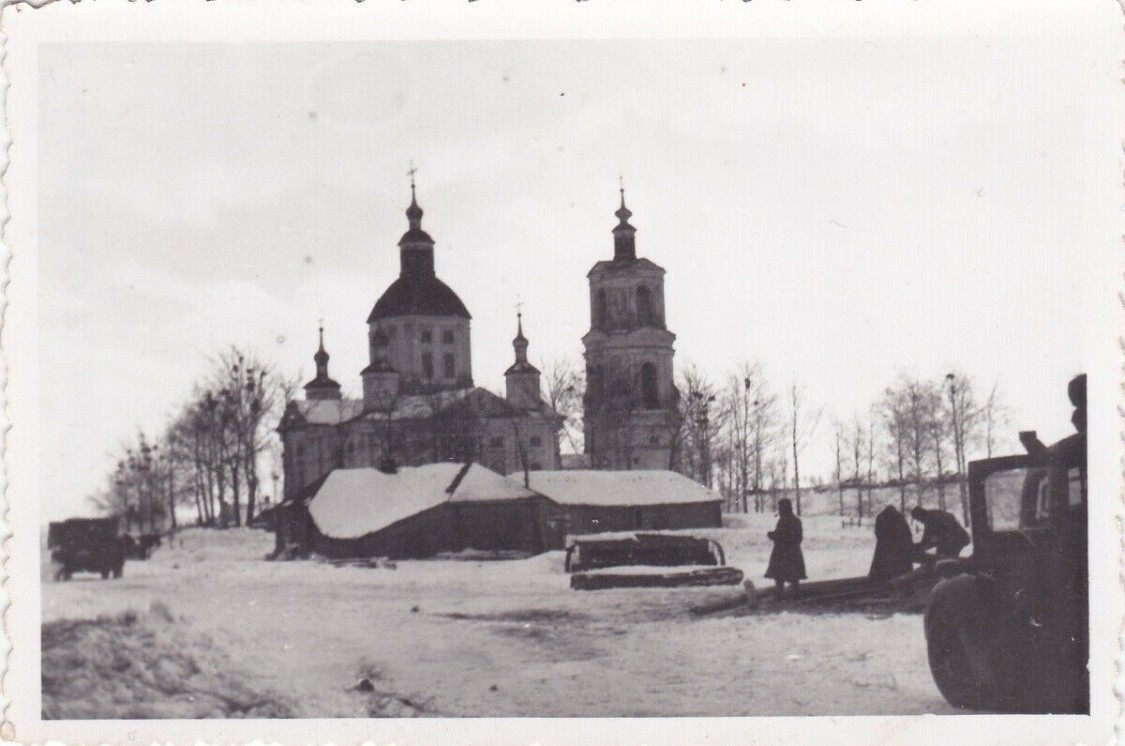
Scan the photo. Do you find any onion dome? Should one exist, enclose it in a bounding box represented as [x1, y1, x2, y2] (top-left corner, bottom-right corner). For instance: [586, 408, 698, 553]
[612, 185, 637, 261]
[304, 325, 342, 400]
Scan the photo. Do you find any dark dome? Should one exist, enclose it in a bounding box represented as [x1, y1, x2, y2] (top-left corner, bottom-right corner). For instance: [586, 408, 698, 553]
[368, 274, 471, 322]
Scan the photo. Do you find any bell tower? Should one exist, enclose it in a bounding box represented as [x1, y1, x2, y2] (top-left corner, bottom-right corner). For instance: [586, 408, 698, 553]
[582, 185, 680, 470]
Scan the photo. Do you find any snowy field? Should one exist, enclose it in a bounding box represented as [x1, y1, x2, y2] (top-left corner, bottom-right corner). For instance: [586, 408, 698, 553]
[41, 517, 957, 718]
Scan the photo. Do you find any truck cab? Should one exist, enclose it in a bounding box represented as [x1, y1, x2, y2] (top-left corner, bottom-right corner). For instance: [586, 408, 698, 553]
[924, 381, 1087, 713]
[48, 517, 126, 581]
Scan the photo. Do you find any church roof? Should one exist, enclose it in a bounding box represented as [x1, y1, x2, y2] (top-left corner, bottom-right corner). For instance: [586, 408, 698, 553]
[504, 361, 541, 375]
[367, 273, 471, 322]
[587, 257, 665, 277]
[398, 227, 434, 245]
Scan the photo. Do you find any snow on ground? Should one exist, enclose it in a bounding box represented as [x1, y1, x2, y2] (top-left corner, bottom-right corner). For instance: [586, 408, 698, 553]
[41, 522, 956, 717]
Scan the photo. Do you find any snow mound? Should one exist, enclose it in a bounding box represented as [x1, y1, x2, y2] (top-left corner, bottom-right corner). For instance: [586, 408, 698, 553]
[42, 603, 295, 719]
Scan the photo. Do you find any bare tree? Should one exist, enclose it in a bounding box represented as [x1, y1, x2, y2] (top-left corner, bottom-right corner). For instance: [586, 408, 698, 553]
[722, 361, 778, 513]
[982, 379, 1008, 459]
[833, 421, 844, 519]
[787, 381, 823, 516]
[849, 413, 866, 525]
[541, 356, 585, 457]
[720, 362, 772, 512]
[676, 365, 723, 488]
[943, 371, 981, 524]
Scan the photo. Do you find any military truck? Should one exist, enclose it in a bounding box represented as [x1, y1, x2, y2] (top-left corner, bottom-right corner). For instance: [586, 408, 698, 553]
[48, 517, 126, 580]
[924, 375, 1087, 713]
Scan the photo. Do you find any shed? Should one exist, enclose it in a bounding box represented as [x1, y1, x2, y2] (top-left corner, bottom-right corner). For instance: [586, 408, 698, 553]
[305, 463, 566, 559]
[513, 470, 723, 536]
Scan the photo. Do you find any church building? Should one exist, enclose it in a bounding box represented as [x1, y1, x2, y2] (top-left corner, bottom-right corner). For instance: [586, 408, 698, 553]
[278, 183, 563, 501]
[582, 188, 682, 470]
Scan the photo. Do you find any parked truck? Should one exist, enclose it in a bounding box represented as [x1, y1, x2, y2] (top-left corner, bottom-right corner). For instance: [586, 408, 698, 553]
[48, 517, 126, 580]
[924, 374, 1087, 713]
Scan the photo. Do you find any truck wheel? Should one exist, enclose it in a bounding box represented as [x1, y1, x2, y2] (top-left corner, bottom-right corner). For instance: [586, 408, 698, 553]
[925, 579, 998, 710]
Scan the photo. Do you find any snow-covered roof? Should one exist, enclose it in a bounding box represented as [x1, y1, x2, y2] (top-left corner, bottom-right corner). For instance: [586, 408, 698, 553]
[513, 470, 722, 507]
[308, 463, 537, 539]
[297, 399, 365, 425]
[287, 388, 557, 428]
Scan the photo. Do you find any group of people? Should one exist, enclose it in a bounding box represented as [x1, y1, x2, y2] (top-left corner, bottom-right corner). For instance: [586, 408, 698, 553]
[764, 498, 971, 600]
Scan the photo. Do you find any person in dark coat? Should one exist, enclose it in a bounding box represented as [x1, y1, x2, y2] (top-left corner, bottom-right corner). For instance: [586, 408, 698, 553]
[910, 506, 970, 564]
[765, 498, 807, 600]
[868, 505, 915, 582]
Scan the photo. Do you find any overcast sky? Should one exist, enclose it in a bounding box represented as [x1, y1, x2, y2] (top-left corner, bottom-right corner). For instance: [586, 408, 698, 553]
[36, 30, 1116, 521]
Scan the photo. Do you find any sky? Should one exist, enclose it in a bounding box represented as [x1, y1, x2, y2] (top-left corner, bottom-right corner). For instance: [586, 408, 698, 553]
[35, 31, 1117, 522]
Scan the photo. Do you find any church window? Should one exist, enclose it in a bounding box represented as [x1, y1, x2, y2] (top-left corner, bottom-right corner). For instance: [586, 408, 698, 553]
[421, 329, 433, 344]
[636, 286, 653, 325]
[530, 436, 542, 447]
[595, 289, 608, 327]
[443, 353, 455, 378]
[422, 352, 434, 378]
[489, 436, 504, 448]
[641, 362, 659, 408]
[442, 329, 454, 344]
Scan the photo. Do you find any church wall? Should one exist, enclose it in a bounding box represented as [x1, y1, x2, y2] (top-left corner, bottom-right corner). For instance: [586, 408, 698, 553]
[371, 315, 472, 393]
[478, 416, 561, 475]
[282, 426, 343, 500]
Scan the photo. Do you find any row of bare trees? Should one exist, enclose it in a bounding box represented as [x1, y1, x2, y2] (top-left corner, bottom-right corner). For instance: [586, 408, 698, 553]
[541, 355, 1008, 521]
[90, 348, 295, 531]
[868, 372, 1006, 522]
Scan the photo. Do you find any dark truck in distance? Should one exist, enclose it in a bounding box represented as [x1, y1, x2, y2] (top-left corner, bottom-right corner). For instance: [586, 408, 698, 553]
[924, 375, 1087, 713]
[48, 517, 126, 580]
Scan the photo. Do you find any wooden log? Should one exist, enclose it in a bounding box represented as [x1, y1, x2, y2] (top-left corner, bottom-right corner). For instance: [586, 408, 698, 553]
[690, 581, 758, 616]
[572, 566, 743, 591]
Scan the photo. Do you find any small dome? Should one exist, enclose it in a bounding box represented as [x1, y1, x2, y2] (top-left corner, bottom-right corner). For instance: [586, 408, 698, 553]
[406, 186, 424, 223]
[368, 274, 471, 322]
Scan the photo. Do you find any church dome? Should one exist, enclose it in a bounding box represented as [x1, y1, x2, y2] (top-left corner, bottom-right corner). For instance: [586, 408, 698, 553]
[367, 273, 471, 322]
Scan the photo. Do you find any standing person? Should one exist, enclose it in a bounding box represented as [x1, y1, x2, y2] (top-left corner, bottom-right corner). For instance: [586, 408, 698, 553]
[910, 506, 971, 564]
[766, 498, 807, 600]
[868, 505, 915, 582]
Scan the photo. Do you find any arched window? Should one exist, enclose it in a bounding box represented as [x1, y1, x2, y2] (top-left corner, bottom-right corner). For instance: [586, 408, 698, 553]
[636, 286, 652, 325]
[641, 362, 659, 409]
[595, 288, 608, 328]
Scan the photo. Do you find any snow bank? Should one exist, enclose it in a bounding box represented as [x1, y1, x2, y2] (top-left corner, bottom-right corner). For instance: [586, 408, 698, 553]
[41, 603, 294, 719]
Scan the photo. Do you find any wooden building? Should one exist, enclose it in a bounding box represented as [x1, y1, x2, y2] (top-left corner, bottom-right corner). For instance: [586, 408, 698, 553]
[514, 470, 723, 536]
